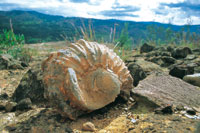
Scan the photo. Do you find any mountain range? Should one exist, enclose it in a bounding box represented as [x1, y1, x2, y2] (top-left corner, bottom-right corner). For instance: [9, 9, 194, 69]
[0, 10, 199, 44]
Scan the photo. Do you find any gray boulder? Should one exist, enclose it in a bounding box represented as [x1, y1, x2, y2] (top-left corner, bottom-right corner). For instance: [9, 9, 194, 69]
[140, 43, 155, 53]
[169, 64, 194, 79]
[127, 62, 146, 86]
[172, 47, 192, 59]
[12, 64, 45, 103]
[183, 73, 200, 87]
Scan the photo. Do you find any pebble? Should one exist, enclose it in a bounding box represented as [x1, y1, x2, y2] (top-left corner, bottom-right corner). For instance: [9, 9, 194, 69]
[129, 97, 135, 102]
[82, 122, 96, 132]
[131, 118, 137, 123]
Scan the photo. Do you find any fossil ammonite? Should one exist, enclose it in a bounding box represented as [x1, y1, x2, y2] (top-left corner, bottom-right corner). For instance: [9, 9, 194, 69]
[42, 39, 133, 119]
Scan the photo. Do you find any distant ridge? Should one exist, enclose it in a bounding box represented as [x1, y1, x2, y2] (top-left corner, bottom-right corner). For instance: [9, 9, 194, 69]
[0, 10, 199, 44]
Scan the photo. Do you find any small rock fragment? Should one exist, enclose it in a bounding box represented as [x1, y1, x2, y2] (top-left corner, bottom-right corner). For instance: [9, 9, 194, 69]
[155, 105, 174, 114]
[16, 98, 32, 110]
[82, 122, 96, 132]
[5, 102, 17, 112]
[0, 93, 8, 100]
[175, 104, 184, 111]
[0, 103, 5, 110]
[131, 118, 137, 123]
[129, 97, 135, 102]
[185, 114, 197, 119]
[65, 127, 73, 133]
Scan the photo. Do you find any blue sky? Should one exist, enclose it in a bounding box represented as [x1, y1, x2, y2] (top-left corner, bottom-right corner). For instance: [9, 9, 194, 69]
[0, 0, 200, 25]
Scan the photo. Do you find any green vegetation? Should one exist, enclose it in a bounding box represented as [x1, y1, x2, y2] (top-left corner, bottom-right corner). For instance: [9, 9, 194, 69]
[0, 29, 34, 63]
[114, 23, 133, 61]
[117, 23, 132, 49]
[0, 10, 199, 63]
[0, 10, 200, 46]
[145, 23, 200, 49]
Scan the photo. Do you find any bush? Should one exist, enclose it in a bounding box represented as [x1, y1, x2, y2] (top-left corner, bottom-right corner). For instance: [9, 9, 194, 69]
[116, 23, 132, 50]
[0, 30, 33, 63]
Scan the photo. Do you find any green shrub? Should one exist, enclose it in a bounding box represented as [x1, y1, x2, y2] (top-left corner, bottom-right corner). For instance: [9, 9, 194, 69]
[0, 30, 33, 63]
[116, 23, 132, 50]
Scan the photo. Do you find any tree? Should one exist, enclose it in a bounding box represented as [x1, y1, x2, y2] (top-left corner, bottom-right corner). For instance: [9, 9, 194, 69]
[117, 23, 132, 49]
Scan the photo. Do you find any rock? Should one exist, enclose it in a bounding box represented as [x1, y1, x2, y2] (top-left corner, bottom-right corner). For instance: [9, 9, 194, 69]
[183, 73, 200, 87]
[145, 51, 158, 57]
[42, 40, 133, 120]
[184, 114, 200, 119]
[0, 108, 44, 131]
[82, 122, 96, 132]
[5, 102, 17, 112]
[132, 74, 200, 108]
[128, 62, 146, 86]
[154, 105, 174, 114]
[0, 93, 8, 100]
[21, 62, 29, 67]
[140, 43, 155, 53]
[185, 54, 196, 60]
[154, 46, 167, 51]
[0, 102, 5, 110]
[172, 47, 192, 59]
[65, 127, 73, 133]
[192, 48, 200, 54]
[186, 109, 196, 115]
[0, 54, 24, 70]
[12, 65, 45, 103]
[5, 125, 17, 132]
[175, 105, 184, 111]
[147, 56, 176, 67]
[131, 59, 166, 75]
[193, 107, 200, 113]
[167, 45, 175, 52]
[146, 51, 171, 58]
[160, 52, 171, 57]
[195, 66, 200, 73]
[0, 113, 16, 129]
[169, 65, 194, 79]
[16, 98, 32, 110]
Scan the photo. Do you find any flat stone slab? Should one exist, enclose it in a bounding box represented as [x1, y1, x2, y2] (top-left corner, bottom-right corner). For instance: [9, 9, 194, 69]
[132, 74, 200, 108]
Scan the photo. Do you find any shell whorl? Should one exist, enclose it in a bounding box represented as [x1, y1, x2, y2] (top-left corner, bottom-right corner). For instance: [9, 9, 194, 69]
[42, 39, 133, 115]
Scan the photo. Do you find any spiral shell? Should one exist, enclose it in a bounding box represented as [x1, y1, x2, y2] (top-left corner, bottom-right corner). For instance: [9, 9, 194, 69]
[42, 39, 133, 119]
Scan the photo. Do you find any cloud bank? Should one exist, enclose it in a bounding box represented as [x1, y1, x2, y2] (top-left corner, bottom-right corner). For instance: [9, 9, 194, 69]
[0, 0, 200, 25]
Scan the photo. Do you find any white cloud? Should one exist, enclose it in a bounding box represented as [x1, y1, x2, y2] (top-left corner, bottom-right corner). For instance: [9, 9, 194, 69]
[0, 0, 199, 25]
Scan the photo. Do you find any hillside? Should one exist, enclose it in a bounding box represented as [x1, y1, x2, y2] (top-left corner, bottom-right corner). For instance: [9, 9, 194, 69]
[0, 10, 200, 44]
[0, 40, 200, 132]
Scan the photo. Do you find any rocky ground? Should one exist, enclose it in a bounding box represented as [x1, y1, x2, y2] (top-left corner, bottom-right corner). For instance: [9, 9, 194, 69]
[0, 41, 200, 133]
